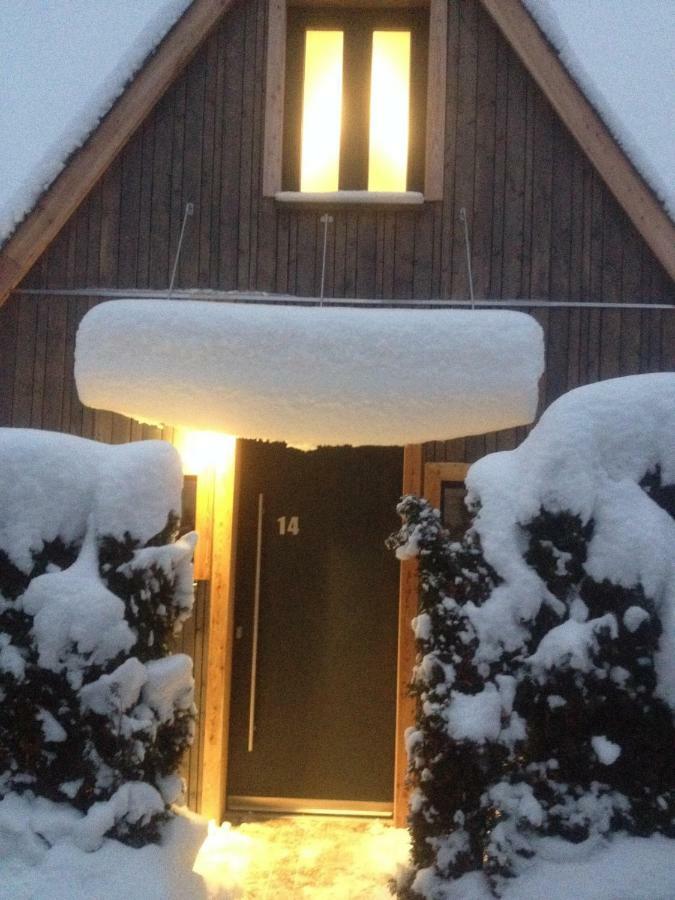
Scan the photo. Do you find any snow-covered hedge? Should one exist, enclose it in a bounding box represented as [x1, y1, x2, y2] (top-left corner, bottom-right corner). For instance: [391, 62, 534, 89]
[389, 374, 675, 897]
[0, 430, 196, 850]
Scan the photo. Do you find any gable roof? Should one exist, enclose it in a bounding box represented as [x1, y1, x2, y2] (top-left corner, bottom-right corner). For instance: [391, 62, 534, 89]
[0, 0, 673, 307]
[480, 0, 675, 282]
[0, 0, 191, 247]
[522, 0, 675, 222]
[0, 0, 232, 305]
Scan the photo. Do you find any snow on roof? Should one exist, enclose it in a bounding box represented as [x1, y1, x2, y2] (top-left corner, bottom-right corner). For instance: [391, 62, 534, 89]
[74, 300, 545, 447]
[2, 1, 672, 255]
[0, 0, 191, 246]
[524, 0, 675, 220]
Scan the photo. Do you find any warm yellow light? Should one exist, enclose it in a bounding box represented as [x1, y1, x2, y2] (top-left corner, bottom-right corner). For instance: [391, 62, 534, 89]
[300, 30, 344, 192]
[192, 820, 255, 892]
[174, 430, 235, 475]
[368, 31, 411, 192]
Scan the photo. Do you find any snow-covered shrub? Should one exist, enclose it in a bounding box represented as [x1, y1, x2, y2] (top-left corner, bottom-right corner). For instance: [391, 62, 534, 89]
[0, 430, 196, 849]
[389, 375, 675, 897]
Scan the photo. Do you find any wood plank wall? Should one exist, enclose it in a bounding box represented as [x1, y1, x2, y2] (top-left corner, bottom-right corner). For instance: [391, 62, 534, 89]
[173, 580, 211, 810]
[0, 0, 673, 808]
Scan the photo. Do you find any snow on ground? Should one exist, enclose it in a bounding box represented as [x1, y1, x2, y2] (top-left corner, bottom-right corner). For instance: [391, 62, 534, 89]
[0, 800, 208, 900]
[2, 806, 674, 899]
[0, 0, 191, 245]
[437, 834, 675, 900]
[75, 300, 544, 447]
[524, 0, 675, 219]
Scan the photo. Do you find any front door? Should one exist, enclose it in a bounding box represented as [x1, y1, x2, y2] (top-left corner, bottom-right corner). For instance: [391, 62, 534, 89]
[227, 441, 402, 814]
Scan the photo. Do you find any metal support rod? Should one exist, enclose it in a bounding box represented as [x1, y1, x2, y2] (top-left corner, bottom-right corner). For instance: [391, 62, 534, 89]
[247, 492, 264, 753]
[15, 287, 675, 312]
[459, 207, 475, 308]
[168, 202, 194, 298]
[319, 214, 333, 306]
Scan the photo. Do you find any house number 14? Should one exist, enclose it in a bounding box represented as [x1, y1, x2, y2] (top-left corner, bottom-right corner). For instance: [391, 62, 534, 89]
[277, 515, 300, 536]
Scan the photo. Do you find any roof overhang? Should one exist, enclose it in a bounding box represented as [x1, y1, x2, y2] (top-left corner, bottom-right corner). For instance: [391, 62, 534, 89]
[479, 0, 675, 283]
[0, 0, 234, 307]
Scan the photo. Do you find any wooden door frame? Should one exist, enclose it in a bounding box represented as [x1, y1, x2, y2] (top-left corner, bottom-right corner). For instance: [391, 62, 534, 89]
[188, 441, 241, 823]
[196, 441, 468, 826]
[393, 453, 469, 825]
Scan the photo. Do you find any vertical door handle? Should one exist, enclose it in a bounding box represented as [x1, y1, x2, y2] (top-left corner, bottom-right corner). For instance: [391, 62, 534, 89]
[247, 492, 264, 752]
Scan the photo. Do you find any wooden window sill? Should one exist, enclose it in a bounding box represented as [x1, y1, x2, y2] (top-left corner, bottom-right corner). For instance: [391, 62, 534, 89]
[274, 190, 425, 209]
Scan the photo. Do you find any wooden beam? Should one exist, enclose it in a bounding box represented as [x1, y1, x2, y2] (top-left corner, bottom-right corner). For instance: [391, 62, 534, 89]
[0, 0, 234, 307]
[480, 0, 675, 284]
[193, 470, 215, 580]
[262, 0, 286, 197]
[393, 443, 423, 827]
[393, 456, 470, 826]
[423, 461, 469, 511]
[200, 439, 239, 822]
[423, 0, 447, 201]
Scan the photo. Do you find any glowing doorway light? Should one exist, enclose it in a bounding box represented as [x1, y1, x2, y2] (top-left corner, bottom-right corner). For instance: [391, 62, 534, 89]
[192, 820, 255, 893]
[300, 30, 344, 192]
[368, 31, 411, 192]
[174, 429, 235, 475]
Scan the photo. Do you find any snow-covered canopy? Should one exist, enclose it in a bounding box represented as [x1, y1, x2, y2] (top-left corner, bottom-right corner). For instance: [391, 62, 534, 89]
[74, 300, 545, 447]
[0, 0, 190, 245]
[524, 0, 675, 219]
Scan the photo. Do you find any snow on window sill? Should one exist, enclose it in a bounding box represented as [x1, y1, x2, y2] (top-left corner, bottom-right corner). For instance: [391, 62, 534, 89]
[274, 190, 425, 208]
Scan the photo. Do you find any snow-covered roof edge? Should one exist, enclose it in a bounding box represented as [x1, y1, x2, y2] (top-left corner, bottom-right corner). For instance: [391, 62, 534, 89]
[0, 0, 232, 306]
[521, 0, 675, 224]
[0, 1, 192, 252]
[480, 0, 675, 285]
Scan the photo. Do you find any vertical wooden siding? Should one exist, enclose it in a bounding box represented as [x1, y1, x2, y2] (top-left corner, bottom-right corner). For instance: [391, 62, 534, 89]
[173, 580, 211, 810]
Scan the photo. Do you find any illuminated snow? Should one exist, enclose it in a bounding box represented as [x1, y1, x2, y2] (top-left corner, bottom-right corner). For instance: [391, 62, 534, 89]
[75, 300, 544, 448]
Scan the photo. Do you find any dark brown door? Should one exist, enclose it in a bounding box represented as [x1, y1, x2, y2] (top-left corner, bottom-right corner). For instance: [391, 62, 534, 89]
[227, 441, 402, 812]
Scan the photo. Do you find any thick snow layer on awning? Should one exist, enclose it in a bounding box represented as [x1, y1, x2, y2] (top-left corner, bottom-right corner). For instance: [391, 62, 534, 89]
[75, 300, 545, 447]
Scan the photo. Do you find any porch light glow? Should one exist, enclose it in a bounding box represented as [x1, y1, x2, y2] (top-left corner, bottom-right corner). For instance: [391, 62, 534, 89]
[192, 820, 255, 892]
[300, 30, 344, 192]
[174, 429, 235, 475]
[368, 31, 411, 192]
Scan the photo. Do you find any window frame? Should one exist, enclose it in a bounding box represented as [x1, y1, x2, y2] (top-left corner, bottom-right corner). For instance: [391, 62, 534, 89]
[283, 8, 427, 193]
[262, 0, 447, 202]
[423, 462, 470, 537]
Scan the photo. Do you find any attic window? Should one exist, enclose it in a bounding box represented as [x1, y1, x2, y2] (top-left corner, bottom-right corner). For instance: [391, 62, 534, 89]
[295, 20, 415, 193]
[262, 0, 447, 202]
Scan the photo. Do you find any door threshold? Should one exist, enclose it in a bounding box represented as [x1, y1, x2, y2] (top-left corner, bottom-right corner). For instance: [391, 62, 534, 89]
[227, 796, 393, 817]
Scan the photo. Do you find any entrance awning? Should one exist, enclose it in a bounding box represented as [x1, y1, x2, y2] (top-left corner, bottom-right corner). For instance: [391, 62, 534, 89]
[75, 299, 545, 447]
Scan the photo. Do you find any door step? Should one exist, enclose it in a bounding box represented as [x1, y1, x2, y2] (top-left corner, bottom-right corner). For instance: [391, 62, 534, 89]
[227, 796, 393, 817]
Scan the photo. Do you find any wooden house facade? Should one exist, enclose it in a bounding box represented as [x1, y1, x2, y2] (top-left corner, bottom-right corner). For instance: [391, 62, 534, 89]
[0, 0, 673, 826]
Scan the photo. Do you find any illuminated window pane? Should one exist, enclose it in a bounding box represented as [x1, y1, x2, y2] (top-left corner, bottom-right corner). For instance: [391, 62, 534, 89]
[300, 31, 344, 192]
[368, 31, 411, 192]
